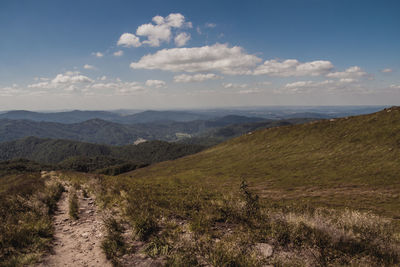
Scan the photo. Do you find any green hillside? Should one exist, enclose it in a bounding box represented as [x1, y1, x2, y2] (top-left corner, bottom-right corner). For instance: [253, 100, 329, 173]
[0, 137, 205, 175]
[125, 107, 400, 217]
[2, 108, 400, 266]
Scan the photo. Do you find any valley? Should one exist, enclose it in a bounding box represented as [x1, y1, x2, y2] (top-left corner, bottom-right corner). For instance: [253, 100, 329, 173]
[1, 107, 399, 266]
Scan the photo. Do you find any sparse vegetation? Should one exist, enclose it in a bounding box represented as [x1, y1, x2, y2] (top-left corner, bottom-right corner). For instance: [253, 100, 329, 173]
[0, 172, 64, 266]
[69, 190, 79, 220]
[91, 108, 400, 266]
[101, 217, 126, 266]
[1, 107, 400, 266]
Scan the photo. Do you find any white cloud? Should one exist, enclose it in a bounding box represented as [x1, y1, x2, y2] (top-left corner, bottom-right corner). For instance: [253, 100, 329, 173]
[28, 71, 93, 91]
[117, 33, 141, 47]
[52, 72, 93, 84]
[223, 83, 248, 89]
[113, 50, 124, 57]
[339, 78, 357, 83]
[136, 23, 171, 47]
[390, 84, 400, 89]
[326, 66, 367, 79]
[130, 43, 261, 75]
[92, 52, 104, 58]
[174, 73, 221, 83]
[83, 64, 95, 70]
[145, 79, 166, 88]
[205, 23, 216, 28]
[0, 84, 26, 96]
[282, 78, 369, 94]
[382, 68, 393, 73]
[28, 81, 52, 89]
[174, 32, 190, 47]
[90, 81, 145, 95]
[135, 13, 191, 47]
[254, 59, 334, 77]
[99, 76, 107, 81]
[152, 15, 164, 25]
[238, 89, 262, 94]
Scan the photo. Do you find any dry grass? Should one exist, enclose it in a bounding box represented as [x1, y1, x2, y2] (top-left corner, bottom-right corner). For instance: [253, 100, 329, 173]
[0, 174, 64, 266]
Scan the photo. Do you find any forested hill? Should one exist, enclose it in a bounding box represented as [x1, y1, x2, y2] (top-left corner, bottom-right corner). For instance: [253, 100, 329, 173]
[0, 115, 268, 145]
[0, 136, 205, 165]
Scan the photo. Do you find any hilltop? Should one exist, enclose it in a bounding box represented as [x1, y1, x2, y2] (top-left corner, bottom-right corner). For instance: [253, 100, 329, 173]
[125, 107, 400, 217]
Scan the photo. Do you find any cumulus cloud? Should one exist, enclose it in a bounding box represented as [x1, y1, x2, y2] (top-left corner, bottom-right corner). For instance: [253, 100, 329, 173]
[145, 79, 166, 88]
[113, 50, 124, 57]
[83, 64, 95, 70]
[174, 32, 190, 47]
[205, 23, 216, 28]
[326, 66, 367, 79]
[52, 72, 93, 85]
[135, 13, 192, 47]
[253, 59, 334, 77]
[282, 78, 368, 94]
[90, 80, 145, 95]
[390, 84, 400, 89]
[92, 52, 104, 58]
[382, 68, 393, 73]
[173, 73, 221, 83]
[130, 43, 261, 75]
[223, 83, 248, 89]
[117, 33, 141, 47]
[28, 71, 93, 91]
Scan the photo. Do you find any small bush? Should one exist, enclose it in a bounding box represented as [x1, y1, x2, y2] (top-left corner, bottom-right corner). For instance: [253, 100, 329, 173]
[82, 188, 89, 198]
[240, 180, 260, 220]
[133, 215, 158, 241]
[145, 237, 170, 258]
[69, 191, 79, 220]
[101, 217, 126, 266]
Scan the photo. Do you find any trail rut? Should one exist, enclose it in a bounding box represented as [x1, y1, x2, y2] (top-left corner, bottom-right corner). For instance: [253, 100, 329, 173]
[37, 184, 111, 267]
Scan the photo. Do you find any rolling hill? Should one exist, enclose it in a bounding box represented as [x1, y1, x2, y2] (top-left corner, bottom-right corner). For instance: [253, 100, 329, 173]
[0, 136, 204, 172]
[0, 115, 275, 145]
[123, 106, 400, 217]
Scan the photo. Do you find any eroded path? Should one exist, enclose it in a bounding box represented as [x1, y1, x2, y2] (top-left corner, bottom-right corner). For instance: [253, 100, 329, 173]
[38, 182, 111, 267]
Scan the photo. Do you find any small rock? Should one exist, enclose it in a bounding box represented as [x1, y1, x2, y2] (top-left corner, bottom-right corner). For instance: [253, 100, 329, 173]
[255, 243, 273, 258]
[81, 232, 89, 238]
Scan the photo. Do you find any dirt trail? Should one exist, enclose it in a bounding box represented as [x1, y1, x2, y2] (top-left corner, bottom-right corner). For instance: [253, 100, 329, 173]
[38, 182, 111, 267]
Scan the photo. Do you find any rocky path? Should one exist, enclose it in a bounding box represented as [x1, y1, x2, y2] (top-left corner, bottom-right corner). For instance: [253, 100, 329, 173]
[37, 184, 111, 267]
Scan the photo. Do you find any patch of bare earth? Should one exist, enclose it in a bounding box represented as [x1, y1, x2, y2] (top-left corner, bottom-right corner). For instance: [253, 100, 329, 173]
[37, 182, 111, 267]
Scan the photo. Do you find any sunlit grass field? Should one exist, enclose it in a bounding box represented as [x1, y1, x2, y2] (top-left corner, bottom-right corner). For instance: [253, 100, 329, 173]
[1, 107, 399, 266]
[85, 107, 400, 266]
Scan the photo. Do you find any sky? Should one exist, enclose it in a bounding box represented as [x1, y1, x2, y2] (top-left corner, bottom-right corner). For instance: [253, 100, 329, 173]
[0, 0, 399, 110]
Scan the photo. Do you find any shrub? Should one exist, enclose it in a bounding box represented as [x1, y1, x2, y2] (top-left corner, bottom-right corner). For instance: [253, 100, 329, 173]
[101, 217, 126, 266]
[69, 191, 79, 220]
[133, 215, 158, 241]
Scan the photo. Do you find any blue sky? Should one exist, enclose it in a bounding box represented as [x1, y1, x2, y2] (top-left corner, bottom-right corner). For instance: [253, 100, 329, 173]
[0, 0, 399, 110]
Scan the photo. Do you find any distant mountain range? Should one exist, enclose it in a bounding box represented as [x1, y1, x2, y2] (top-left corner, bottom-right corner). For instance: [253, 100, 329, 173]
[0, 106, 386, 124]
[0, 107, 386, 147]
[0, 110, 211, 124]
[0, 115, 270, 145]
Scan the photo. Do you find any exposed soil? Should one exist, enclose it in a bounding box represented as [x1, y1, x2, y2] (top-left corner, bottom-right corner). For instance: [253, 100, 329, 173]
[37, 183, 111, 267]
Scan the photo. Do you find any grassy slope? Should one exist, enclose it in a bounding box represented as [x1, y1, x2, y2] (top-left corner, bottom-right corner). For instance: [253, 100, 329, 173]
[125, 107, 400, 218]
